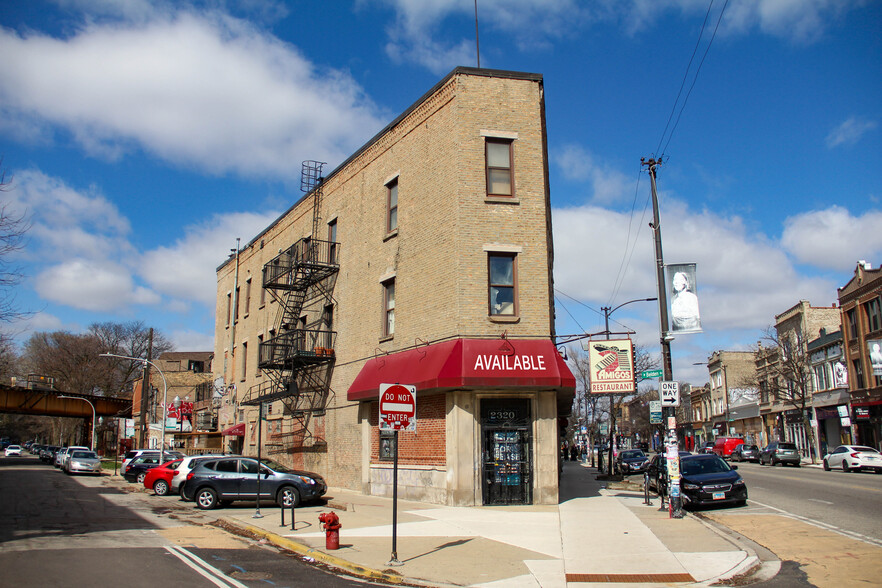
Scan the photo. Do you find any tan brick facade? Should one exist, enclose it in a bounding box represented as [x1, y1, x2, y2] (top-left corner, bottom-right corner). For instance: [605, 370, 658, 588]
[213, 68, 572, 506]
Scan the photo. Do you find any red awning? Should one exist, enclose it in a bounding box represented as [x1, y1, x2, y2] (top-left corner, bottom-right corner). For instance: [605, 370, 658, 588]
[347, 338, 575, 401]
[221, 423, 246, 436]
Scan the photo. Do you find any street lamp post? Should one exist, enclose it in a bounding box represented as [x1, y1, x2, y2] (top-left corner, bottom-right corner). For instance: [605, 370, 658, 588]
[58, 395, 96, 451]
[601, 297, 657, 477]
[100, 353, 169, 463]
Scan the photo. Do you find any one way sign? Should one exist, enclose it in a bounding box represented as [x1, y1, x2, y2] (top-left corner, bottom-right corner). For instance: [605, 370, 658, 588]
[660, 381, 680, 407]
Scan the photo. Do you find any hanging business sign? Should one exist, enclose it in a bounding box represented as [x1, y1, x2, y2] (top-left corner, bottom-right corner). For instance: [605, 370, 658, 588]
[379, 383, 416, 431]
[649, 401, 663, 424]
[586, 339, 635, 394]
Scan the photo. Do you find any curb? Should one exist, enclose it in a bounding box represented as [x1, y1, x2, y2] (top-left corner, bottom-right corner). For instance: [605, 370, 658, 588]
[218, 516, 422, 586]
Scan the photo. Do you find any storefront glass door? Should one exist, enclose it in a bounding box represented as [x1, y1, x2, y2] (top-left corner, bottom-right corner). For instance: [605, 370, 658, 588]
[481, 398, 532, 505]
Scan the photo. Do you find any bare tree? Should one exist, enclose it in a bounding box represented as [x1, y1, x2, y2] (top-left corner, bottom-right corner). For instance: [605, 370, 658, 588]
[0, 162, 30, 325]
[756, 326, 818, 463]
[89, 321, 174, 396]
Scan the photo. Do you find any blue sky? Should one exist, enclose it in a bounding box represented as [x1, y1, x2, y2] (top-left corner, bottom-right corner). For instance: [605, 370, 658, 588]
[1, 0, 880, 386]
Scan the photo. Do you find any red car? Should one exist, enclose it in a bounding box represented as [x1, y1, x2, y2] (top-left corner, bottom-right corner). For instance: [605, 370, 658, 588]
[143, 459, 183, 496]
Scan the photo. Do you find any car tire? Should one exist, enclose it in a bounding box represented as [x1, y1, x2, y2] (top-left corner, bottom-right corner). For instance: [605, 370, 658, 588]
[137, 472, 147, 485]
[277, 486, 301, 509]
[195, 487, 218, 510]
[153, 480, 169, 496]
[823, 459, 830, 471]
[842, 461, 850, 473]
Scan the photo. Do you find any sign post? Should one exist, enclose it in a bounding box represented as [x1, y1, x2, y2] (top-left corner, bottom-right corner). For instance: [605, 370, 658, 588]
[379, 383, 416, 566]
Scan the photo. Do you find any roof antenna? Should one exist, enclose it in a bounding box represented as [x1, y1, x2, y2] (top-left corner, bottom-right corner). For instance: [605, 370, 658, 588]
[474, 0, 481, 68]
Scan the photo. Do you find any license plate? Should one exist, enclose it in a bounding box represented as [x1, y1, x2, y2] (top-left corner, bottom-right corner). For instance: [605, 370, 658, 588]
[712, 492, 725, 500]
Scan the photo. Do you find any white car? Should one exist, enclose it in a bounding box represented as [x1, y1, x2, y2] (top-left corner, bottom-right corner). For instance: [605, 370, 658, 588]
[4, 445, 22, 457]
[823, 445, 882, 473]
[171, 454, 231, 495]
[55, 446, 89, 469]
[65, 449, 103, 475]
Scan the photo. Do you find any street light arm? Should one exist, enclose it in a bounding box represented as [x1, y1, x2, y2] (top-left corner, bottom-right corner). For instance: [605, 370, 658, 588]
[57, 395, 97, 452]
[607, 297, 658, 317]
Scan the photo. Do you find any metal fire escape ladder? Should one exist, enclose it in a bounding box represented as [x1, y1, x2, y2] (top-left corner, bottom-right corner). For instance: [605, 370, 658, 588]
[242, 161, 338, 450]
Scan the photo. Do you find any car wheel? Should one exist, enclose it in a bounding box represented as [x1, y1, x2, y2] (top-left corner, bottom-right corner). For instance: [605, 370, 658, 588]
[153, 480, 169, 496]
[137, 472, 147, 485]
[823, 459, 830, 471]
[195, 487, 218, 510]
[842, 461, 850, 473]
[277, 486, 301, 508]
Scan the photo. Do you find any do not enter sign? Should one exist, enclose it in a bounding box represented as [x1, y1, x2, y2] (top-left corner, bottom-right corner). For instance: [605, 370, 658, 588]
[379, 383, 416, 431]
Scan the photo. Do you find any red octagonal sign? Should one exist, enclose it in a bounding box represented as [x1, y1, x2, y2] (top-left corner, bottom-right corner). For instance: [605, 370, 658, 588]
[379, 383, 416, 432]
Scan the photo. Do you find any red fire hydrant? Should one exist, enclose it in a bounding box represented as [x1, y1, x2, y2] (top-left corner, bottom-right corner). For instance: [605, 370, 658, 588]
[318, 512, 341, 550]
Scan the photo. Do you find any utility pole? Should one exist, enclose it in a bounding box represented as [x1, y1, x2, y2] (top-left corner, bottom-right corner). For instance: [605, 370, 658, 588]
[642, 157, 683, 518]
[138, 327, 153, 449]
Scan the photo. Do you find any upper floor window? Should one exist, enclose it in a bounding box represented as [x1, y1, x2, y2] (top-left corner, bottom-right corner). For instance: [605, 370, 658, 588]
[382, 279, 395, 337]
[244, 278, 252, 316]
[386, 178, 398, 233]
[488, 253, 517, 316]
[260, 267, 267, 306]
[328, 218, 338, 264]
[865, 297, 882, 333]
[226, 292, 232, 326]
[486, 139, 513, 196]
[846, 308, 858, 340]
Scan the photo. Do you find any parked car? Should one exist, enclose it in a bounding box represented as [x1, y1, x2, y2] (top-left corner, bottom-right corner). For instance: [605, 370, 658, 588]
[123, 453, 182, 484]
[711, 437, 745, 459]
[40, 446, 60, 463]
[645, 451, 693, 495]
[759, 442, 801, 466]
[55, 446, 89, 469]
[4, 445, 22, 457]
[64, 449, 103, 475]
[171, 454, 231, 496]
[143, 459, 184, 495]
[729, 444, 759, 462]
[697, 442, 715, 454]
[822, 445, 882, 473]
[121, 449, 182, 473]
[616, 449, 650, 475]
[678, 454, 748, 509]
[181, 456, 327, 510]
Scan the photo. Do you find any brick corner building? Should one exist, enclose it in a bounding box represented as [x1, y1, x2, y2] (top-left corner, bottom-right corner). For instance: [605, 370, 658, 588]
[213, 67, 575, 506]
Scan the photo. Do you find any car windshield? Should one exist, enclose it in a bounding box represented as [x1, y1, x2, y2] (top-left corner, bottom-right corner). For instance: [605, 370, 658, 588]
[71, 451, 97, 459]
[621, 450, 645, 459]
[681, 457, 731, 476]
[743, 445, 758, 450]
[854, 446, 879, 454]
[260, 458, 292, 473]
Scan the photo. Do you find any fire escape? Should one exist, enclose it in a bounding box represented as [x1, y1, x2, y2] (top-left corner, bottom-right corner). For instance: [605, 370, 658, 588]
[241, 161, 338, 452]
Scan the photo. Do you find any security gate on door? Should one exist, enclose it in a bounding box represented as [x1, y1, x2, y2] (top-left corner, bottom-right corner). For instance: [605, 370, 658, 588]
[481, 398, 533, 505]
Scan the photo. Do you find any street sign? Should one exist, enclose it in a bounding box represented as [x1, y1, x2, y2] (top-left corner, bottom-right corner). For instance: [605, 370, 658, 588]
[641, 369, 663, 379]
[379, 383, 416, 431]
[660, 381, 680, 407]
[649, 401, 662, 424]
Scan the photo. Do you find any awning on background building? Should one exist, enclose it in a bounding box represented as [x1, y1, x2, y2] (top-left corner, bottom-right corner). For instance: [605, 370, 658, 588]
[347, 338, 575, 401]
[221, 423, 246, 436]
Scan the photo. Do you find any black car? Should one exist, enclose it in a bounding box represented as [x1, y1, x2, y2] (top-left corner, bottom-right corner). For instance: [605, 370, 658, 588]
[645, 451, 693, 495]
[759, 442, 801, 467]
[730, 444, 759, 462]
[39, 446, 60, 464]
[616, 449, 650, 475]
[123, 453, 183, 484]
[678, 454, 747, 508]
[181, 456, 327, 510]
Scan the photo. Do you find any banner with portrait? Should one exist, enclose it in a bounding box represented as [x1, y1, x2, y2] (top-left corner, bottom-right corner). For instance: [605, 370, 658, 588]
[869, 339, 882, 376]
[666, 263, 702, 334]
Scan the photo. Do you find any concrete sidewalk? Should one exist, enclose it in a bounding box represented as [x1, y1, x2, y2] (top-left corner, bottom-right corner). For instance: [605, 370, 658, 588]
[215, 461, 767, 587]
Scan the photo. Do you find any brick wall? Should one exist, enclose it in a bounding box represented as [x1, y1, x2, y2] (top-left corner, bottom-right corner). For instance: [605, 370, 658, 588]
[366, 393, 446, 466]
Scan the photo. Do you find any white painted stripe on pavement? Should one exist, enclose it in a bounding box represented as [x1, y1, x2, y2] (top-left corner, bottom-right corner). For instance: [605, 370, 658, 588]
[748, 499, 882, 548]
[166, 545, 249, 588]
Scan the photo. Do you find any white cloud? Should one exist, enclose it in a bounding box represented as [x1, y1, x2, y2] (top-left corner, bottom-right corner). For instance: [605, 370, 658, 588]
[781, 206, 882, 270]
[554, 145, 633, 205]
[139, 210, 280, 305]
[168, 328, 214, 351]
[34, 258, 160, 311]
[0, 12, 387, 180]
[374, 0, 866, 70]
[825, 117, 877, 148]
[552, 198, 839, 335]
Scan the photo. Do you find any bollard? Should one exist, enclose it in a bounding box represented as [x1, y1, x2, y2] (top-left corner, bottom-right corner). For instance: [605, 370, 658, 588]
[291, 502, 296, 531]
